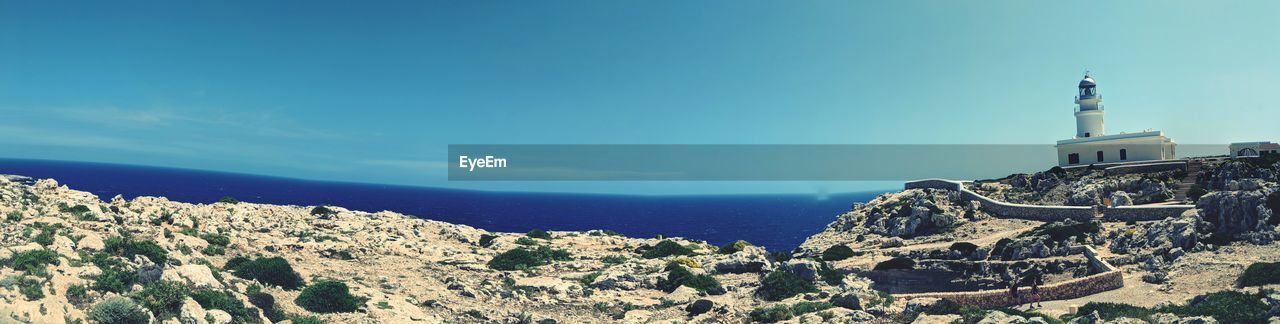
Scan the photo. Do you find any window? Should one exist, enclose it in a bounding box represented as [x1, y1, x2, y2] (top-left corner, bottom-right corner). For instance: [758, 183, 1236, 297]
[1084, 132, 1091, 137]
[1096, 151, 1104, 162]
[1120, 149, 1127, 160]
[1068, 153, 1079, 164]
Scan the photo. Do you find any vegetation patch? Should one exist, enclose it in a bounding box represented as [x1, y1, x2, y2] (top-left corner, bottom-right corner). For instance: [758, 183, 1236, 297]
[90, 297, 150, 324]
[9, 249, 60, 274]
[191, 289, 255, 322]
[224, 256, 306, 290]
[487, 246, 572, 270]
[638, 240, 695, 259]
[717, 240, 751, 254]
[526, 229, 552, 240]
[756, 270, 817, 301]
[132, 281, 188, 320]
[873, 257, 916, 270]
[817, 263, 845, 285]
[1239, 261, 1280, 287]
[821, 245, 857, 261]
[1068, 290, 1272, 323]
[295, 280, 367, 313]
[656, 264, 725, 295]
[478, 234, 498, 247]
[948, 242, 979, 255]
[105, 235, 169, 264]
[310, 206, 337, 217]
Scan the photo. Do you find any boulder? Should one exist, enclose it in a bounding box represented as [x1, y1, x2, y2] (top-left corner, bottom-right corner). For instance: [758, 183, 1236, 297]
[161, 265, 223, 289]
[685, 299, 713, 316]
[712, 246, 772, 274]
[1197, 189, 1274, 238]
[783, 259, 820, 282]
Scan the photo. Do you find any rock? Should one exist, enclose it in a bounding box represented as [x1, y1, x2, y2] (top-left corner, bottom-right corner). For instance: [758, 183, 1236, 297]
[1111, 191, 1134, 206]
[913, 314, 962, 324]
[783, 259, 819, 282]
[161, 265, 223, 289]
[826, 189, 968, 238]
[685, 299, 713, 316]
[206, 310, 232, 324]
[712, 246, 773, 274]
[902, 297, 938, 319]
[135, 265, 164, 285]
[1109, 211, 1203, 255]
[592, 271, 641, 291]
[661, 286, 699, 305]
[77, 233, 105, 251]
[829, 293, 861, 310]
[1197, 189, 1275, 238]
[881, 238, 904, 248]
[1177, 316, 1218, 324]
[179, 298, 207, 324]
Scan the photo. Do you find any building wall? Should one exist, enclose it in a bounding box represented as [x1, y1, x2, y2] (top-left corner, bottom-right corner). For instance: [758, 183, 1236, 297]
[895, 246, 1123, 308]
[1056, 135, 1174, 166]
[904, 179, 1194, 222]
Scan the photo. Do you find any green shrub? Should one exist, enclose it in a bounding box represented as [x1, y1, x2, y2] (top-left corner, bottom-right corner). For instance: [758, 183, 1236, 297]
[89, 297, 150, 324]
[295, 280, 366, 313]
[17, 277, 43, 300]
[310, 206, 336, 217]
[817, 263, 845, 285]
[948, 242, 979, 255]
[10, 249, 59, 274]
[873, 257, 916, 270]
[601, 255, 628, 265]
[769, 251, 793, 262]
[821, 245, 856, 261]
[104, 236, 169, 264]
[32, 226, 57, 246]
[248, 290, 287, 322]
[829, 294, 860, 310]
[717, 240, 752, 254]
[200, 233, 231, 247]
[749, 304, 794, 322]
[656, 264, 725, 295]
[291, 316, 325, 324]
[1168, 290, 1270, 323]
[639, 240, 695, 259]
[5, 210, 21, 222]
[757, 270, 817, 301]
[1188, 184, 1209, 202]
[201, 245, 226, 256]
[90, 253, 134, 293]
[478, 234, 498, 247]
[217, 196, 239, 204]
[514, 237, 537, 246]
[790, 301, 833, 315]
[526, 229, 552, 240]
[487, 246, 571, 271]
[224, 256, 305, 290]
[1238, 262, 1280, 287]
[132, 281, 189, 319]
[66, 284, 88, 303]
[191, 289, 254, 322]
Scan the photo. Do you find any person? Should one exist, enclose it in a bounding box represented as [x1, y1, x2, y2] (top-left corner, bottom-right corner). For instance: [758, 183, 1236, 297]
[1005, 265, 1020, 305]
[1026, 263, 1044, 308]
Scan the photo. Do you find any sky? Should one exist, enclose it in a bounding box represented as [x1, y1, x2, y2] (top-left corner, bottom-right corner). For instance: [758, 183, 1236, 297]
[1, 1, 1278, 194]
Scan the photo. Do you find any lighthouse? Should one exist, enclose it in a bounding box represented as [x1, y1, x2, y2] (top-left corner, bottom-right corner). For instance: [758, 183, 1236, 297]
[1074, 73, 1104, 138]
[1055, 72, 1176, 166]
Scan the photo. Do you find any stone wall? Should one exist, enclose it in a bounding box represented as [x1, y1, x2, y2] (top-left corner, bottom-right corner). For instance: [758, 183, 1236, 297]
[1103, 161, 1187, 176]
[1103, 205, 1196, 222]
[903, 179, 1195, 223]
[895, 246, 1124, 308]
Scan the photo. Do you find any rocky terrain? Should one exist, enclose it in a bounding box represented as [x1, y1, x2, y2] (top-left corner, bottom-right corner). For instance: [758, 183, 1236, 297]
[2, 157, 1280, 323]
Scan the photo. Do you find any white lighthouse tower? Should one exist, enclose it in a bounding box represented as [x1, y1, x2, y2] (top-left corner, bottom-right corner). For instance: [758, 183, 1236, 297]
[1074, 73, 1104, 138]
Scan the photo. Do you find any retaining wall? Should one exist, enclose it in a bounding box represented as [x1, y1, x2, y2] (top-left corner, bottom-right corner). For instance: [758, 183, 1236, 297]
[1103, 161, 1188, 176]
[1103, 205, 1195, 222]
[895, 246, 1123, 308]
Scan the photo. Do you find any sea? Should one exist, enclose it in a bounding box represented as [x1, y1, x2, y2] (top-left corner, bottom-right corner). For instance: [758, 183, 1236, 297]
[0, 158, 889, 251]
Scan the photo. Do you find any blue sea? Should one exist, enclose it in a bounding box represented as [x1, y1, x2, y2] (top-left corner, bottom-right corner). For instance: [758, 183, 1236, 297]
[0, 159, 888, 251]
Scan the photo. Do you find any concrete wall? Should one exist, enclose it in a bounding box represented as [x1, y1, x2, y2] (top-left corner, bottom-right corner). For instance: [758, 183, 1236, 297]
[1103, 161, 1187, 176]
[895, 246, 1123, 308]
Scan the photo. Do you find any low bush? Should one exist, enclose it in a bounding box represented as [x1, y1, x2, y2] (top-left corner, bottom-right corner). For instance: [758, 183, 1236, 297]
[217, 196, 239, 204]
[291, 316, 325, 324]
[17, 277, 43, 300]
[821, 245, 856, 261]
[749, 304, 794, 322]
[247, 288, 287, 322]
[10, 249, 59, 274]
[478, 234, 498, 247]
[32, 226, 57, 246]
[756, 270, 817, 301]
[89, 297, 150, 324]
[89, 253, 134, 293]
[66, 284, 89, 303]
[1188, 184, 1209, 202]
[295, 280, 367, 313]
[514, 237, 538, 246]
[5, 210, 21, 222]
[656, 264, 725, 295]
[769, 251, 793, 262]
[639, 240, 695, 259]
[1071, 290, 1272, 323]
[948, 242, 979, 255]
[717, 240, 751, 254]
[487, 246, 572, 271]
[132, 281, 189, 319]
[526, 229, 552, 240]
[817, 263, 845, 285]
[829, 294, 860, 310]
[873, 257, 916, 270]
[200, 233, 231, 247]
[104, 235, 168, 264]
[224, 256, 305, 290]
[601, 255, 628, 265]
[310, 206, 336, 217]
[191, 289, 254, 322]
[789, 301, 833, 315]
[1239, 262, 1280, 287]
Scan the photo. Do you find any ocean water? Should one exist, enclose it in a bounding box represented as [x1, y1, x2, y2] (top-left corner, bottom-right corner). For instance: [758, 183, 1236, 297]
[0, 159, 888, 251]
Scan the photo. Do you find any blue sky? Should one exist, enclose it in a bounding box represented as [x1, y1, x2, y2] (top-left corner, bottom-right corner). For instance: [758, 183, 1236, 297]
[1, 1, 1277, 194]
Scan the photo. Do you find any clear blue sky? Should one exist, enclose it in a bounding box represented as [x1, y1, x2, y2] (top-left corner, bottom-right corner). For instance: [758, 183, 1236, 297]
[1, 1, 1277, 194]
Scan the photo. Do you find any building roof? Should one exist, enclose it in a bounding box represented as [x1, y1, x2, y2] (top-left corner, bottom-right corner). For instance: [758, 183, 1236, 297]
[1056, 130, 1170, 145]
[1079, 76, 1096, 87]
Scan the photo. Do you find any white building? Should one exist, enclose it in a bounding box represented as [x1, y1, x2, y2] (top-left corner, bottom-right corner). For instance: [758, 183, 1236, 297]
[1229, 141, 1280, 158]
[1055, 74, 1177, 166]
